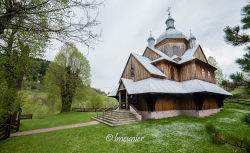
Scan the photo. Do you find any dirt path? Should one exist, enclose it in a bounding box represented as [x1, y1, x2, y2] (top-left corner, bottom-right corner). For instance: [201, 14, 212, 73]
[11, 121, 99, 137]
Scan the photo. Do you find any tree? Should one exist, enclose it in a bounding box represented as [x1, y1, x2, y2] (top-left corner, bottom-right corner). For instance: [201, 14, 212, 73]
[224, 3, 250, 73]
[45, 43, 90, 112]
[229, 72, 247, 87]
[224, 2, 250, 90]
[0, 28, 48, 122]
[224, 3, 250, 46]
[236, 46, 250, 72]
[0, 0, 101, 121]
[0, 0, 102, 46]
[207, 56, 224, 85]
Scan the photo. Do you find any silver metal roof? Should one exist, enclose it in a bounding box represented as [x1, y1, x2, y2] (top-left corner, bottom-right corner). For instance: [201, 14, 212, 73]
[132, 53, 165, 77]
[150, 46, 199, 64]
[156, 28, 187, 44]
[178, 46, 198, 64]
[149, 47, 177, 63]
[108, 87, 118, 97]
[120, 78, 232, 96]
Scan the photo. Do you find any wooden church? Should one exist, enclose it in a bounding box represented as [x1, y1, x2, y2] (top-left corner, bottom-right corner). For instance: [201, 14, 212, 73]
[108, 12, 231, 120]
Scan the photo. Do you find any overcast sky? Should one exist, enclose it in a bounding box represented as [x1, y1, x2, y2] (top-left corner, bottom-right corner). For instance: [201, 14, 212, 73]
[45, 0, 247, 92]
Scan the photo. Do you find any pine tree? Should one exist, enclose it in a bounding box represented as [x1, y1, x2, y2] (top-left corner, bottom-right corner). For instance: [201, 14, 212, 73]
[224, 2, 250, 90]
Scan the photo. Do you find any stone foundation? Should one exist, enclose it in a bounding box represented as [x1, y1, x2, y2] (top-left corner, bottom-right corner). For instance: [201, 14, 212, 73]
[140, 108, 221, 120]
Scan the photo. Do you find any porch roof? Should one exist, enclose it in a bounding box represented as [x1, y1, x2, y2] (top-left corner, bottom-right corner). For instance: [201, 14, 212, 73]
[118, 78, 232, 96]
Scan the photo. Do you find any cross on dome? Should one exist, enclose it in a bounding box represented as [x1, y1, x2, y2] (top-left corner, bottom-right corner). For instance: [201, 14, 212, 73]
[167, 7, 171, 16]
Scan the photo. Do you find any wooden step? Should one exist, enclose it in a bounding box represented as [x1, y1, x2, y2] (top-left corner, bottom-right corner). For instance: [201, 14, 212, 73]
[92, 110, 139, 126]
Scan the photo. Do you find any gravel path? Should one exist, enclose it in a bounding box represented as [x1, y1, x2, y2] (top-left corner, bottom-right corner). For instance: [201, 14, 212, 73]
[11, 121, 99, 137]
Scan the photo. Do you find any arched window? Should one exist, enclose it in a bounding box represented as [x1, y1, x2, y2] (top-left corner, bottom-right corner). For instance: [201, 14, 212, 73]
[208, 71, 211, 81]
[202, 69, 206, 80]
[170, 67, 175, 80]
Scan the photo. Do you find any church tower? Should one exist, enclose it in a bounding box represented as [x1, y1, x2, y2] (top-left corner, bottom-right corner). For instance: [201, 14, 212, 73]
[155, 11, 190, 57]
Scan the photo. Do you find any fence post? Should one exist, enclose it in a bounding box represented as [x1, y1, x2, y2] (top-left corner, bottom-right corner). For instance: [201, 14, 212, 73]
[5, 124, 10, 139]
[4, 115, 12, 139]
[16, 112, 21, 132]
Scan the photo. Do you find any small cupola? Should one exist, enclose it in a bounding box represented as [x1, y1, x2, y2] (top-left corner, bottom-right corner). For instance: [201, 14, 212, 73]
[165, 11, 175, 30]
[189, 31, 196, 48]
[147, 31, 155, 48]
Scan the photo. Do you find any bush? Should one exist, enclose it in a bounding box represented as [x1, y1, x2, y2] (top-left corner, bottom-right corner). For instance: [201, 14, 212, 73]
[86, 94, 104, 109]
[20, 90, 59, 118]
[242, 113, 250, 124]
[242, 138, 250, 152]
[206, 122, 250, 151]
[205, 123, 225, 144]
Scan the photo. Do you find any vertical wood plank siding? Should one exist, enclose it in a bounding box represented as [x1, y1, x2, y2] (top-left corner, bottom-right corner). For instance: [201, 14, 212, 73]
[155, 38, 189, 57]
[194, 47, 207, 63]
[143, 48, 161, 60]
[122, 56, 151, 81]
[135, 95, 220, 111]
[155, 62, 179, 81]
[195, 63, 216, 83]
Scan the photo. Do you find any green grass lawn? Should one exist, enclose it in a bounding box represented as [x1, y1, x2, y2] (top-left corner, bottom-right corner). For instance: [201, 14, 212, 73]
[0, 109, 249, 153]
[224, 103, 250, 109]
[20, 112, 97, 131]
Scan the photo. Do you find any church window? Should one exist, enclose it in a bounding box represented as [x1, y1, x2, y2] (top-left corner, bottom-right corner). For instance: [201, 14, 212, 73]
[202, 69, 206, 80]
[130, 67, 135, 77]
[170, 67, 175, 80]
[208, 71, 211, 81]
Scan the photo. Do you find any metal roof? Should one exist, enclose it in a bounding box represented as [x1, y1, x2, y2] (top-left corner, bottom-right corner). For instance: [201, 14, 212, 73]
[178, 46, 198, 64]
[150, 46, 199, 64]
[156, 28, 187, 44]
[108, 86, 119, 97]
[120, 78, 232, 96]
[132, 53, 165, 77]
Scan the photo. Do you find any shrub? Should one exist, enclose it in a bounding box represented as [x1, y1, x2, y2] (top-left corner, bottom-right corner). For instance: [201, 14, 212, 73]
[242, 138, 250, 152]
[206, 122, 250, 151]
[86, 94, 104, 109]
[205, 123, 225, 144]
[242, 113, 250, 124]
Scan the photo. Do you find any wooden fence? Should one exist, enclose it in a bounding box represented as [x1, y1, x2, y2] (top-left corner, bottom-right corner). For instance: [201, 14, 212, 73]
[20, 114, 33, 120]
[72, 108, 116, 112]
[0, 112, 21, 140]
[0, 124, 10, 140]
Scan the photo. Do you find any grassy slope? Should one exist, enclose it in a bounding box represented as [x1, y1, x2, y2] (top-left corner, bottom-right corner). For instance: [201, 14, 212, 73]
[230, 88, 248, 95]
[20, 112, 97, 131]
[223, 87, 250, 109]
[0, 109, 249, 153]
[224, 103, 250, 109]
